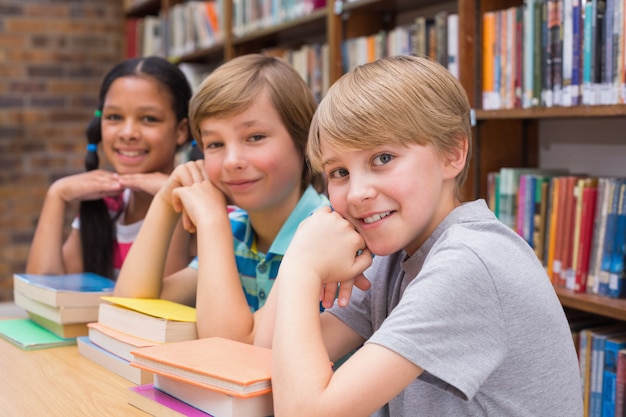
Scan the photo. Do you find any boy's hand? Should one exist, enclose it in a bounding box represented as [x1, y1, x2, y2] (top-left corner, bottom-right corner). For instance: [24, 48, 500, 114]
[155, 160, 207, 208]
[284, 206, 373, 308]
[171, 179, 229, 234]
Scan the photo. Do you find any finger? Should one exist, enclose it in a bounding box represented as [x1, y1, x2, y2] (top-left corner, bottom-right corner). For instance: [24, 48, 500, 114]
[322, 282, 338, 309]
[181, 210, 196, 234]
[353, 273, 371, 291]
[336, 279, 354, 307]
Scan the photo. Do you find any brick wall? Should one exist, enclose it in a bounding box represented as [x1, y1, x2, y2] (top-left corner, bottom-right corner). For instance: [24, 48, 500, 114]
[0, 1, 123, 301]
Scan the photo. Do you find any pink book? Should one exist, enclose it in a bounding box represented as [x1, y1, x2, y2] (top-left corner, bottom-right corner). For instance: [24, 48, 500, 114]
[128, 384, 212, 417]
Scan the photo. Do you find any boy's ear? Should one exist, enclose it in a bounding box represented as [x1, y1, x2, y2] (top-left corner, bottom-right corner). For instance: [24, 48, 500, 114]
[176, 118, 190, 146]
[443, 135, 469, 178]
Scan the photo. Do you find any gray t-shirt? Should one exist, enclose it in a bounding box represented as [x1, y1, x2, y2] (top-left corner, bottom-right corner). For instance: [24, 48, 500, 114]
[328, 200, 583, 416]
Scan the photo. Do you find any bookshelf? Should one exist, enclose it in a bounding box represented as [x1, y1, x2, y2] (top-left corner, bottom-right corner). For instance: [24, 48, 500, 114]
[121, 0, 626, 341]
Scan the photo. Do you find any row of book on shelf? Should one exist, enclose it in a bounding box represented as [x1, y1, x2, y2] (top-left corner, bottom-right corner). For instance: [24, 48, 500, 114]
[488, 167, 626, 298]
[570, 311, 626, 417]
[127, 11, 459, 102]
[483, 0, 626, 111]
[125, 0, 326, 60]
[0, 272, 273, 417]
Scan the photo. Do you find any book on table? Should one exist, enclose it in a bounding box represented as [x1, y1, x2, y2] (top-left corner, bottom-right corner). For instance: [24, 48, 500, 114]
[130, 336, 272, 397]
[27, 311, 88, 338]
[128, 384, 212, 417]
[88, 321, 160, 362]
[77, 336, 153, 385]
[0, 318, 76, 350]
[130, 337, 273, 417]
[98, 297, 198, 343]
[12, 272, 114, 307]
[13, 291, 100, 324]
[12, 272, 114, 328]
[154, 373, 273, 417]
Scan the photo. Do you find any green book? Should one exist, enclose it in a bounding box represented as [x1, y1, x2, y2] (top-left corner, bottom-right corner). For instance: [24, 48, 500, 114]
[0, 319, 76, 350]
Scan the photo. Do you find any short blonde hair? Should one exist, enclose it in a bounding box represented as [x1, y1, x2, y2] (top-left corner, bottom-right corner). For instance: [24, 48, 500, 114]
[308, 55, 472, 193]
[189, 54, 320, 190]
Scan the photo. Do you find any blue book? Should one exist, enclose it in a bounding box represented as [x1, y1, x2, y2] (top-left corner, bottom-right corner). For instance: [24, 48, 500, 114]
[599, 180, 624, 295]
[591, 327, 626, 417]
[13, 272, 114, 308]
[602, 334, 626, 417]
[608, 183, 626, 298]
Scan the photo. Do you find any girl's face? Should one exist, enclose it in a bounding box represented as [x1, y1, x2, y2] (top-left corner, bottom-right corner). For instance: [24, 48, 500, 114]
[100, 76, 188, 175]
[198, 89, 304, 216]
[321, 140, 460, 256]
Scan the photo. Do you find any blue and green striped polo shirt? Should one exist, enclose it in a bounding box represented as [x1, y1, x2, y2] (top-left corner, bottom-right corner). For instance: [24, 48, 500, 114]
[189, 185, 329, 312]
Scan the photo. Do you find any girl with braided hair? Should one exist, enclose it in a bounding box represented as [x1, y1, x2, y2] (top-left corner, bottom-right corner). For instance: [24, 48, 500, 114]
[26, 56, 196, 280]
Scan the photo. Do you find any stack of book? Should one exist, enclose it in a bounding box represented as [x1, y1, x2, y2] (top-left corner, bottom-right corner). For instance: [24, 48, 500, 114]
[129, 337, 273, 417]
[12, 272, 115, 340]
[77, 296, 198, 385]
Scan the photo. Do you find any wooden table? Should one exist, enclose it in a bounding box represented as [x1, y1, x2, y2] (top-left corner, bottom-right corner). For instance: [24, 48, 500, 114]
[0, 306, 147, 416]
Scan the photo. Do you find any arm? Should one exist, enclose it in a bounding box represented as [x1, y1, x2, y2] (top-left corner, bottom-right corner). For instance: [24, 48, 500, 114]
[26, 170, 123, 275]
[271, 207, 422, 417]
[171, 180, 252, 341]
[114, 161, 205, 302]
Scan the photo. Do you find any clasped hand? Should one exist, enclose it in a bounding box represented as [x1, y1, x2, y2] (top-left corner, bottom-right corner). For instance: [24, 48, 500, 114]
[284, 206, 373, 308]
[158, 161, 228, 234]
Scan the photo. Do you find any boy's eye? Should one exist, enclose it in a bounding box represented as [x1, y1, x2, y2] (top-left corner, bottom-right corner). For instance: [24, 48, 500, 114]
[328, 168, 349, 179]
[373, 153, 394, 165]
[204, 141, 223, 150]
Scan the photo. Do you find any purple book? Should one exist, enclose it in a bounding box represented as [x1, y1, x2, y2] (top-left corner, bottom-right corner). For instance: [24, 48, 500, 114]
[128, 384, 213, 417]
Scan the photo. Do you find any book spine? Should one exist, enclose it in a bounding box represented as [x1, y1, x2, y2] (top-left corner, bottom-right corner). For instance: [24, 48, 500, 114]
[583, 0, 597, 104]
[608, 183, 626, 298]
[524, 0, 537, 107]
[615, 349, 626, 417]
[599, 179, 622, 296]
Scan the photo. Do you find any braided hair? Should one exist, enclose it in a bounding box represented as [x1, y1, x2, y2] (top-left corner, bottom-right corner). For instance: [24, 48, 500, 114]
[80, 56, 193, 278]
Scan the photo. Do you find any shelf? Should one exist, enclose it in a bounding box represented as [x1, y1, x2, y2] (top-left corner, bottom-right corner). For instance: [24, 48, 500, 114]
[124, 0, 161, 18]
[232, 9, 327, 46]
[555, 286, 626, 321]
[172, 43, 225, 65]
[340, 0, 445, 14]
[475, 105, 626, 120]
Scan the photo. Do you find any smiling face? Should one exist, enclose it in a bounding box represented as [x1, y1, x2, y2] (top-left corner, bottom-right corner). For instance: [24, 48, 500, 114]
[199, 89, 304, 218]
[100, 75, 188, 175]
[322, 139, 461, 256]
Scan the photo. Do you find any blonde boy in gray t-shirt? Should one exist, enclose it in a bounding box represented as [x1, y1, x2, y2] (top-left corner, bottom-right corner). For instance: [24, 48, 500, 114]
[255, 56, 583, 417]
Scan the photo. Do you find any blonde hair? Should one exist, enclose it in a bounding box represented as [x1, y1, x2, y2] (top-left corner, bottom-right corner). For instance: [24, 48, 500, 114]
[308, 55, 472, 194]
[189, 54, 320, 190]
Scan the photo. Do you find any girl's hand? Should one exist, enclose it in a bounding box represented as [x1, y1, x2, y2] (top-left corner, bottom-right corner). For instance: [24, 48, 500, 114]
[171, 179, 229, 233]
[284, 206, 373, 308]
[155, 160, 207, 208]
[116, 172, 170, 196]
[49, 170, 123, 203]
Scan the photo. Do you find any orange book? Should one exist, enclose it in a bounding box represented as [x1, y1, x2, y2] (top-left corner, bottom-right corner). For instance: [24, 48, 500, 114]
[559, 176, 580, 287]
[205, 1, 220, 37]
[482, 11, 496, 109]
[546, 177, 562, 282]
[131, 337, 272, 398]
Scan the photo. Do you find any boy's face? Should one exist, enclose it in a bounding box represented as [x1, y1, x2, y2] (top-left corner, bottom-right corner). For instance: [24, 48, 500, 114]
[321, 139, 460, 256]
[198, 90, 303, 216]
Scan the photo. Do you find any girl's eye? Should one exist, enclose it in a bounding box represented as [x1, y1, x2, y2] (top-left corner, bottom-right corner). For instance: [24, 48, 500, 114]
[104, 114, 122, 121]
[373, 153, 394, 166]
[142, 115, 159, 123]
[328, 168, 349, 179]
[248, 134, 265, 142]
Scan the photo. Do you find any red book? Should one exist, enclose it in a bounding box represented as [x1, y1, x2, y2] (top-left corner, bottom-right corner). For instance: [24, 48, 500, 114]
[573, 180, 598, 292]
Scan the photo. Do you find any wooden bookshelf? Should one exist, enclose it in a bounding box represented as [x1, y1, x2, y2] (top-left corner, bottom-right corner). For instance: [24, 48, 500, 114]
[556, 287, 626, 322]
[122, 0, 626, 376]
